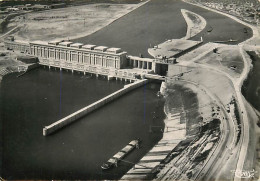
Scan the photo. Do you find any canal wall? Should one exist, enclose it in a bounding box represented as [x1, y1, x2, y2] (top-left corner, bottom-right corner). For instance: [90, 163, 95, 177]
[43, 79, 149, 136]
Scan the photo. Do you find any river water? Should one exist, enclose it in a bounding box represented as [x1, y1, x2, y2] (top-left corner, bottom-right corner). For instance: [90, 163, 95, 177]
[242, 51, 260, 111]
[0, 67, 165, 179]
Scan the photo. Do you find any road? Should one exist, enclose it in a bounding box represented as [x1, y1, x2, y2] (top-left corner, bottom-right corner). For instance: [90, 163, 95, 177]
[177, 78, 236, 181]
[178, 2, 258, 180]
[0, 26, 19, 40]
[178, 45, 252, 180]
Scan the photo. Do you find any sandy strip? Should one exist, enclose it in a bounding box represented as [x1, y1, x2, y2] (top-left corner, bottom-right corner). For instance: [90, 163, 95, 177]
[181, 9, 207, 39]
[182, 0, 259, 44]
[147, 9, 205, 58]
[121, 114, 186, 180]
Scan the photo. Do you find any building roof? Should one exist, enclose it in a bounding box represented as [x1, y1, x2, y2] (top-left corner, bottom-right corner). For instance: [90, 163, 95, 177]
[48, 40, 61, 45]
[94, 46, 108, 51]
[128, 55, 154, 62]
[71, 43, 83, 48]
[107, 47, 121, 53]
[82, 44, 96, 49]
[31, 40, 48, 45]
[58, 41, 73, 46]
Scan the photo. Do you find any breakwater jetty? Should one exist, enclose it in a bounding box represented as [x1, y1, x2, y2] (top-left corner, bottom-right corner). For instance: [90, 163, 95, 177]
[43, 79, 149, 136]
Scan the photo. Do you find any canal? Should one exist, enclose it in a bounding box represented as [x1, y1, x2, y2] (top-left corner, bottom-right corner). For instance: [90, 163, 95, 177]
[242, 51, 260, 112]
[73, 0, 252, 58]
[0, 67, 165, 179]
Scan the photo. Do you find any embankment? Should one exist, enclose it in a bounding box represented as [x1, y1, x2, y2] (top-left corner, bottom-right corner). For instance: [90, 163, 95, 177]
[43, 79, 149, 136]
[0, 13, 26, 34]
[17, 63, 40, 77]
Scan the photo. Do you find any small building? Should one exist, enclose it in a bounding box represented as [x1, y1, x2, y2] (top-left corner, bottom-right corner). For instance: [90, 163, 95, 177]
[106, 48, 122, 54]
[58, 41, 73, 47]
[94, 46, 108, 52]
[4, 39, 30, 53]
[82, 44, 96, 50]
[48, 40, 61, 46]
[70, 43, 83, 48]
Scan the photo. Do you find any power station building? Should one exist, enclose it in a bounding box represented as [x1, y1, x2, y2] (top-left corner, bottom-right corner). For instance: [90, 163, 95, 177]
[4, 37, 173, 78]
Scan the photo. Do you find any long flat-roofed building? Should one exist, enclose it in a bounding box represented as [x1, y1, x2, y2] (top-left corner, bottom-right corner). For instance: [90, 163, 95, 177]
[4, 37, 159, 79]
[27, 40, 127, 75]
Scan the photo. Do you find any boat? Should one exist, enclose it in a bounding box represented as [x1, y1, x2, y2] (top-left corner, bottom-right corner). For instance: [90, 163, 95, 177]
[207, 26, 213, 32]
[101, 139, 140, 170]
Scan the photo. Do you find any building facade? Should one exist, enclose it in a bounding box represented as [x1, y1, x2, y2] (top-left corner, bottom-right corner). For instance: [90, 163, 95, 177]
[4, 38, 159, 79]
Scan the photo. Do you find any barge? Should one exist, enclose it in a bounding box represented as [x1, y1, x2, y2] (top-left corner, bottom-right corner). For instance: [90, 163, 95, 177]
[101, 139, 140, 170]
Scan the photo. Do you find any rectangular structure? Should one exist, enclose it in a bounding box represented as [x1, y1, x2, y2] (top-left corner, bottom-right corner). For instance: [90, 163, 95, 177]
[4, 39, 128, 76]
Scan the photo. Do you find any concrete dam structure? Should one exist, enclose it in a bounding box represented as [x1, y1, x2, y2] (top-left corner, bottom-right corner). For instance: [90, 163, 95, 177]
[43, 79, 149, 136]
[4, 37, 202, 78]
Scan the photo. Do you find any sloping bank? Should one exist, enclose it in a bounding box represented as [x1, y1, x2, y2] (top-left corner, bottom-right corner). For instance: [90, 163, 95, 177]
[121, 81, 221, 180]
[0, 53, 39, 83]
[242, 51, 260, 113]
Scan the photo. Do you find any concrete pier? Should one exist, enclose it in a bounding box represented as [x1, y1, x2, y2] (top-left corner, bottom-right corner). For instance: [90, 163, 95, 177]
[43, 79, 149, 136]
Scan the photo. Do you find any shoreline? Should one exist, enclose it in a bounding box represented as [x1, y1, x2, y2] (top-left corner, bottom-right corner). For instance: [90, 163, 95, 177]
[139, 1, 259, 179]
[68, 0, 151, 42]
[181, 9, 207, 39]
[0, 0, 150, 81]
[182, 0, 260, 177]
[182, 0, 259, 44]
[5, 1, 150, 43]
[122, 7, 209, 178]
[1, 0, 259, 179]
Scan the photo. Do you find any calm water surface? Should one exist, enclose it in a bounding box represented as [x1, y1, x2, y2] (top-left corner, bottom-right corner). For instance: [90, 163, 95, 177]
[0, 67, 165, 179]
[242, 51, 260, 111]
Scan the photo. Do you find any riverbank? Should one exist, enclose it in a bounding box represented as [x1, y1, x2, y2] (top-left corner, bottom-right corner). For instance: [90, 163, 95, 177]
[0, 42, 24, 83]
[182, 0, 259, 43]
[181, 9, 206, 39]
[181, 1, 260, 177]
[242, 51, 260, 112]
[3, 1, 148, 42]
[1, 67, 166, 179]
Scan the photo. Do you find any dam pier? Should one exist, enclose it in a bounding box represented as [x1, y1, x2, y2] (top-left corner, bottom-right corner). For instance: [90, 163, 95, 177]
[43, 79, 149, 136]
[4, 37, 203, 136]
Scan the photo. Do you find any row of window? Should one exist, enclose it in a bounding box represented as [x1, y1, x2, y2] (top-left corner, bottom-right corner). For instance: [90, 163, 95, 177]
[31, 46, 120, 68]
[5, 43, 30, 52]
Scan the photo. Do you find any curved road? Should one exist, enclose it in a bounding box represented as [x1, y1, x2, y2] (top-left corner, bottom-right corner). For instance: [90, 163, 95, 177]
[73, 0, 255, 179]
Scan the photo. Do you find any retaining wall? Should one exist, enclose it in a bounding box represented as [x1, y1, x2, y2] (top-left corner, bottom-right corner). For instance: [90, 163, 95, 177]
[43, 79, 149, 136]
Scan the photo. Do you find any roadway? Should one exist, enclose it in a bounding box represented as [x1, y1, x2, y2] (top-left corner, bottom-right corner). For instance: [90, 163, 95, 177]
[178, 44, 253, 180]
[178, 78, 236, 181]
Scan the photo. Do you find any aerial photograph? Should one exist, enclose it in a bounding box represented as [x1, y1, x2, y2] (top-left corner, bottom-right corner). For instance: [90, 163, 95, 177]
[0, 0, 259, 180]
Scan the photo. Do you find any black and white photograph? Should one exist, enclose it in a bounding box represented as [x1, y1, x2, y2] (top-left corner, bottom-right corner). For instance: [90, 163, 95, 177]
[0, 0, 260, 180]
